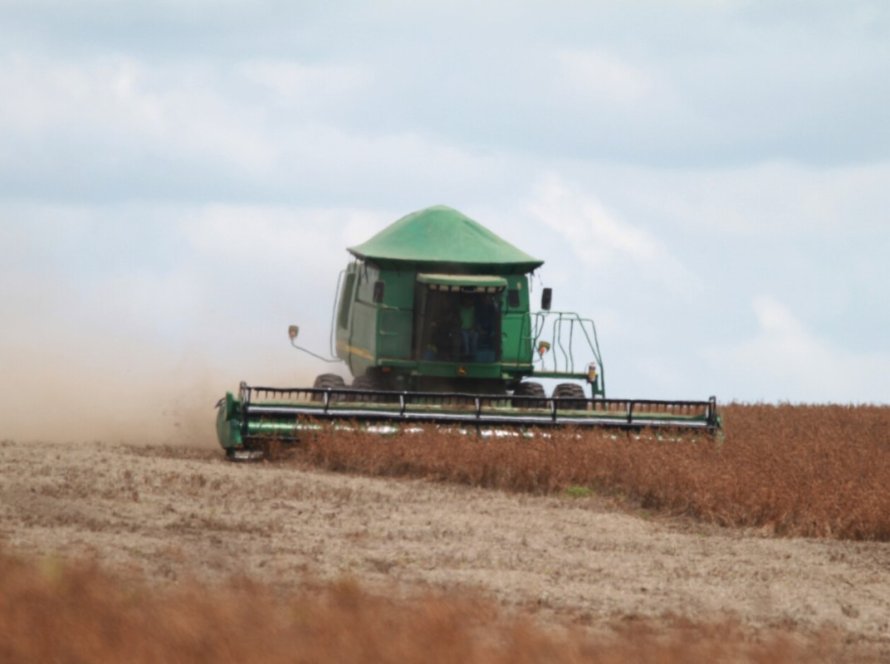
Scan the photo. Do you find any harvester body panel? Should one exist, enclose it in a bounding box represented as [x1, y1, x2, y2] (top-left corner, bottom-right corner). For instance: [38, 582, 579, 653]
[334, 264, 539, 387]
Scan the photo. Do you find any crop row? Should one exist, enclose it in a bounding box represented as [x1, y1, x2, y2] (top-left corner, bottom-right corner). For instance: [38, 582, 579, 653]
[0, 549, 831, 663]
[293, 404, 890, 540]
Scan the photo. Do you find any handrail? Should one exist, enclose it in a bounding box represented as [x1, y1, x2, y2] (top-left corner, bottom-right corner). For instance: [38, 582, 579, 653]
[520, 311, 605, 388]
[233, 383, 720, 431]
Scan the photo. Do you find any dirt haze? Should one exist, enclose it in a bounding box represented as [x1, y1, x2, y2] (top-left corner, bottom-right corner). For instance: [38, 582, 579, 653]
[0, 346, 324, 445]
[1, 439, 888, 658]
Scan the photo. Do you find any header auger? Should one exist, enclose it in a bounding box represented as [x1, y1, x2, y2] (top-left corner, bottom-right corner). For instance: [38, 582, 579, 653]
[216, 205, 720, 460]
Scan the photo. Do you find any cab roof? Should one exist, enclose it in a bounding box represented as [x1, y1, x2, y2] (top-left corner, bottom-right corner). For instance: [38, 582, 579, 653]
[347, 205, 543, 273]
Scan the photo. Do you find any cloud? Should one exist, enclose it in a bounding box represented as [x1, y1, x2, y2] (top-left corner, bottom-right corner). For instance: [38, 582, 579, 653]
[0, 53, 278, 188]
[705, 296, 890, 403]
[554, 49, 657, 105]
[634, 161, 890, 236]
[1, 1, 888, 415]
[0, 205, 378, 443]
[236, 59, 372, 109]
[0, 51, 524, 205]
[525, 174, 701, 295]
[184, 205, 365, 272]
[5, 2, 890, 168]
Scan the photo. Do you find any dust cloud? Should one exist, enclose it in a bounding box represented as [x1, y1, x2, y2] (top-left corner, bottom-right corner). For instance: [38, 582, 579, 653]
[0, 222, 344, 447]
[0, 339, 322, 447]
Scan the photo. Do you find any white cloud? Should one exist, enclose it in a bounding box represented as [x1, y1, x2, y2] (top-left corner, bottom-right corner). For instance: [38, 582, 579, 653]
[183, 205, 388, 272]
[555, 49, 657, 105]
[1, 3, 888, 410]
[179, 204, 393, 355]
[0, 51, 522, 202]
[640, 161, 890, 236]
[525, 174, 701, 295]
[0, 54, 277, 174]
[272, 125, 516, 200]
[706, 296, 890, 403]
[236, 59, 372, 108]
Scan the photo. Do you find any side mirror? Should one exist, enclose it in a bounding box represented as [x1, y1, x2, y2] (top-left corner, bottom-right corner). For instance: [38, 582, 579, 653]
[373, 280, 385, 304]
[541, 288, 553, 311]
[288, 325, 299, 341]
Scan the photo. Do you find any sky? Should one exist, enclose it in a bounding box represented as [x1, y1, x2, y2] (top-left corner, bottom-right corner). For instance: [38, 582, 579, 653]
[1, 1, 889, 441]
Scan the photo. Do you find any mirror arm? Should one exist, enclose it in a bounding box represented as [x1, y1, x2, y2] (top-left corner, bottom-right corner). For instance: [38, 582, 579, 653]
[287, 325, 341, 363]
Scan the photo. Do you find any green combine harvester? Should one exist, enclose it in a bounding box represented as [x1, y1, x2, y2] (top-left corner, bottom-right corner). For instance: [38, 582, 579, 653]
[216, 206, 719, 459]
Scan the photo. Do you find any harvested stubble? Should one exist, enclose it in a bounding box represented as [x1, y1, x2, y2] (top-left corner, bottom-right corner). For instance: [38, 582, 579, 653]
[0, 549, 830, 663]
[294, 404, 890, 540]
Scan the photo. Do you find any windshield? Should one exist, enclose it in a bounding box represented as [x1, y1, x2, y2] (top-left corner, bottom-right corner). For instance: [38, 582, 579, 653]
[415, 287, 502, 363]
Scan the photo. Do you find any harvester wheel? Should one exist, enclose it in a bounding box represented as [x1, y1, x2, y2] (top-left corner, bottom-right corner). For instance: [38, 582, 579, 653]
[552, 383, 587, 410]
[347, 374, 379, 403]
[311, 373, 346, 402]
[512, 381, 546, 409]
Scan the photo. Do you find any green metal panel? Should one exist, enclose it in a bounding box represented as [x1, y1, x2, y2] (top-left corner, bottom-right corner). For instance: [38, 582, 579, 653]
[348, 206, 543, 272]
[348, 299, 376, 376]
[337, 262, 418, 373]
[335, 263, 358, 363]
[378, 307, 412, 359]
[415, 360, 503, 379]
[334, 261, 374, 375]
[215, 392, 242, 450]
[375, 267, 415, 361]
[501, 274, 534, 366]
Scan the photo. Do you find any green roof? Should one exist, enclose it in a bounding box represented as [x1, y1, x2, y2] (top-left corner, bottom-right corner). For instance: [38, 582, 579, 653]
[348, 205, 543, 272]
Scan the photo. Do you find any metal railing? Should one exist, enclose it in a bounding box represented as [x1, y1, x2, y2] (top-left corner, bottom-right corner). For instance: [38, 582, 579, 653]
[235, 383, 719, 432]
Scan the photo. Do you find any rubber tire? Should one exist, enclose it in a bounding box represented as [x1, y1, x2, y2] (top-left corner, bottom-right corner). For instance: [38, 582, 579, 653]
[311, 373, 346, 402]
[512, 381, 547, 409]
[552, 383, 587, 411]
[347, 374, 379, 403]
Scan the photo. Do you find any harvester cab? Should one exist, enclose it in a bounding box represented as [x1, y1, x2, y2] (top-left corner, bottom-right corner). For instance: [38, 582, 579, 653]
[216, 206, 720, 459]
[326, 244, 603, 399]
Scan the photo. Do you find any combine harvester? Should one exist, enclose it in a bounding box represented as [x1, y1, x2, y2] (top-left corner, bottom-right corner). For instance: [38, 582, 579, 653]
[216, 206, 719, 459]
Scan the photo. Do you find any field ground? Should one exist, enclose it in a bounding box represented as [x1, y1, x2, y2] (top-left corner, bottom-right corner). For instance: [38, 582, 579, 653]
[1, 438, 889, 660]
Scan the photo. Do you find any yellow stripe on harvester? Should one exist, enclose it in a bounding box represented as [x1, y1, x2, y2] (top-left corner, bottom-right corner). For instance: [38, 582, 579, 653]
[337, 341, 375, 361]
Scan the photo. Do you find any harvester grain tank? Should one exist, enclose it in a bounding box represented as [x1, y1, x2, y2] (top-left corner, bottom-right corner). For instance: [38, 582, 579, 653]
[216, 206, 719, 459]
